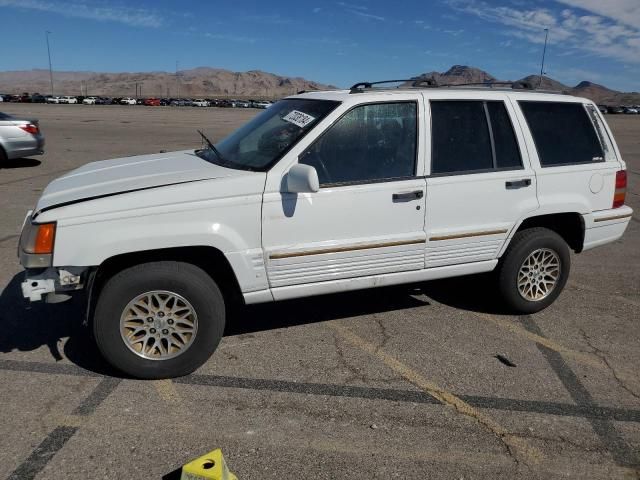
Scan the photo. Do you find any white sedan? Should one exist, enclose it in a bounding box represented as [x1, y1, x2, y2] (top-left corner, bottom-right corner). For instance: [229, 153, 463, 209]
[60, 96, 78, 104]
[82, 97, 98, 105]
[192, 99, 210, 107]
[120, 97, 137, 105]
[46, 96, 62, 104]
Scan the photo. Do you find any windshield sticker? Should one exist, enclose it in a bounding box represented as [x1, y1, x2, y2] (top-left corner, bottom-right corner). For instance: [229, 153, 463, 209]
[282, 110, 316, 128]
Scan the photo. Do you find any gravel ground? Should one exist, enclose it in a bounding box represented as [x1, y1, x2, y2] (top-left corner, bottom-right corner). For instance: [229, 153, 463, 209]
[0, 104, 638, 479]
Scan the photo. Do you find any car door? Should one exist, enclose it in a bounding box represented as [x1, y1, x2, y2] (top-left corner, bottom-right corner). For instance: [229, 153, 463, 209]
[424, 94, 539, 268]
[262, 97, 427, 294]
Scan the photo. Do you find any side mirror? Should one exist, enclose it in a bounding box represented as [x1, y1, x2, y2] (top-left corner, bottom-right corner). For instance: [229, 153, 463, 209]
[285, 164, 319, 193]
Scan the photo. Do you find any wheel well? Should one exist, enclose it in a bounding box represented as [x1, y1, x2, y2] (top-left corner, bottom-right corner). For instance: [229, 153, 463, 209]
[516, 213, 585, 253]
[92, 246, 244, 307]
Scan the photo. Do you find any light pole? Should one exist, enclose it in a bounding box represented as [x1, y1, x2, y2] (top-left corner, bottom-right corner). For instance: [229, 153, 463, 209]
[538, 28, 549, 89]
[45, 31, 54, 96]
[176, 60, 180, 98]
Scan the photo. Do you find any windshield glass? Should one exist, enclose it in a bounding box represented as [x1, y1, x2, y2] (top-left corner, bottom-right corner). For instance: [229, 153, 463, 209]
[196, 98, 340, 171]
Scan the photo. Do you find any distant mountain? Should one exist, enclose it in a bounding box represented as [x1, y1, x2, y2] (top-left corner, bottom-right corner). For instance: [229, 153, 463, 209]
[1, 64, 638, 104]
[517, 75, 569, 91]
[408, 65, 639, 105]
[0, 67, 334, 99]
[407, 65, 497, 86]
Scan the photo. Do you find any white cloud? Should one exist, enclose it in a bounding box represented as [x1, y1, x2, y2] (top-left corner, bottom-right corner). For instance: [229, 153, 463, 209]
[336, 1, 385, 21]
[336, 2, 368, 11]
[554, 0, 640, 28]
[445, 0, 640, 64]
[0, 0, 163, 27]
[204, 32, 256, 44]
[350, 10, 385, 21]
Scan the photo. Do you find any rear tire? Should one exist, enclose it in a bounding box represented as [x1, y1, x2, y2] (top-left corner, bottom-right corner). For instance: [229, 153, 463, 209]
[94, 261, 225, 379]
[0, 146, 7, 163]
[497, 227, 570, 314]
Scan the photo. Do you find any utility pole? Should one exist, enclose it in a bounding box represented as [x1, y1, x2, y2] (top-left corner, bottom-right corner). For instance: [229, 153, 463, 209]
[45, 31, 54, 96]
[538, 28, 549, 89]
[176, 60, 180, 98]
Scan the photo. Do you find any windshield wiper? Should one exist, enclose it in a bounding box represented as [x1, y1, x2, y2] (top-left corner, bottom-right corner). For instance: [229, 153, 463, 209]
[197, 129, 226, 163]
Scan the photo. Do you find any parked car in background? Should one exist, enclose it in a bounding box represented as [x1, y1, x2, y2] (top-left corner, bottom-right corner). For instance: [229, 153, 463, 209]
[46, 96, 62, 104]
[623, 107, 638, 114]
[120, 97, 137, 105]
[608, 106, 624, 114]
[83, 96, 98, 105]
[144, 98, 161, 106]
[235, 100, 251, 108]
[597, 105, 607, 114]
[31, 94, 46, 103]
[253, 101, 272, 109]
[0, 112, 45, 162]
[192, 99, 210, 107]
[60, 96, 78, 104]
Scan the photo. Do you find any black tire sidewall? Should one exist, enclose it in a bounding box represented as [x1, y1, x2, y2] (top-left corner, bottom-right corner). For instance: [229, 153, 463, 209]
[498, 228, 570, 314]
[94, 262, 225, 379]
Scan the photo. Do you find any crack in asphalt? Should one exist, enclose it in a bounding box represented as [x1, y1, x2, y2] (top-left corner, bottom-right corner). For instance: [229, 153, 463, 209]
[373, 315, 391, 352]
[326, 322, 542, 470]
[521, 316, 640, 470]
[331, 331, 371, 385]
[579, 327, 640, 401]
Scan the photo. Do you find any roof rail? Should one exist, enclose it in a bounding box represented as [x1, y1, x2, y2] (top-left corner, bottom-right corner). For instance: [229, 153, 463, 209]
[349, 77, 439, 93]
[349, 79, 414, 93]
[436, 80, 535, 90]
[348, 78, 541, 93]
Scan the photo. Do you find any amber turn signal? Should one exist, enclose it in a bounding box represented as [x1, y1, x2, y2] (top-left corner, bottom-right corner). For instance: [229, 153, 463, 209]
[33, 223, 56, 254]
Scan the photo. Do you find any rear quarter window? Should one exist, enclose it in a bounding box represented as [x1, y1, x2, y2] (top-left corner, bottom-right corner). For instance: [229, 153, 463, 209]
[519, 101, 604, 167]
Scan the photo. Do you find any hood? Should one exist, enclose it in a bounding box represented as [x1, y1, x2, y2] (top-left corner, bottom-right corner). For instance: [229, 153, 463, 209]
[35, 150, 251, 213]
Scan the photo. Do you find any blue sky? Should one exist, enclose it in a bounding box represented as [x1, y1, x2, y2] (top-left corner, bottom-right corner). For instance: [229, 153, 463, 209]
[1, 0, 639, 91]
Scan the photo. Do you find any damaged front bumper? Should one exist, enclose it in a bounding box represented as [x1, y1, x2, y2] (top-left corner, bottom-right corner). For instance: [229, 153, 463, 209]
[21, 267, 89, 302]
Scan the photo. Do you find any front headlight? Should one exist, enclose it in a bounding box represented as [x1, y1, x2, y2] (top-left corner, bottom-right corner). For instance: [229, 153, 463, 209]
[19, 218, 56, 268]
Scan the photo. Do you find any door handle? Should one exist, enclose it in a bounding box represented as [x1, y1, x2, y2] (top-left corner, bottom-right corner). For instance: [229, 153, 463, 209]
[392, 190, 424, 202]
[505, 179, 532, 189]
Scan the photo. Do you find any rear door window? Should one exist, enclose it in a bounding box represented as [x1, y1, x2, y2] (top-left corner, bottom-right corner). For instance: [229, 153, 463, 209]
[487, 101, 522, 169]
[519, 101, 604, 167]
[430, 100, 522, 175]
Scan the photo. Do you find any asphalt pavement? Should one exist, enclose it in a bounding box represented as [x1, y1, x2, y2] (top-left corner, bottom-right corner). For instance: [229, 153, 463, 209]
[0, 104, 638, 479]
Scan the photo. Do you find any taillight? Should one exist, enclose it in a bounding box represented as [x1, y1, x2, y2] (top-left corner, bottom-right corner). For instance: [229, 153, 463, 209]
[613, 170, 627, 208]
[19, 124, 39, 135]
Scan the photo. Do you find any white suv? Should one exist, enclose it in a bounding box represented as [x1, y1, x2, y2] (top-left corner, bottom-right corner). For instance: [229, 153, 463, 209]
[18, 82, 633, 378]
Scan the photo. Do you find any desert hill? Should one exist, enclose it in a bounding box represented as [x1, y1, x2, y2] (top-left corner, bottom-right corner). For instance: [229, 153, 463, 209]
[0, 67, 334, 99]
[408, 65, 639, 105]
[1, 65, 638, 104]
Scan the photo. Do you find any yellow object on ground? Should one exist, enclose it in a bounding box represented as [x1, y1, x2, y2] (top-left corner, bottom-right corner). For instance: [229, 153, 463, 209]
[180, 448, 238, 480]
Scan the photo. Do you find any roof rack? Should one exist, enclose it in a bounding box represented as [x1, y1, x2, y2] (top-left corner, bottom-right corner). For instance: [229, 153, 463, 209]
[348, 78, 539, 93]
[349, 77, 438, 93]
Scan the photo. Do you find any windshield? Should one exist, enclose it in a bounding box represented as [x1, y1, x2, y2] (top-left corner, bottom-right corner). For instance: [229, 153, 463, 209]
[196, 98, 340, 171]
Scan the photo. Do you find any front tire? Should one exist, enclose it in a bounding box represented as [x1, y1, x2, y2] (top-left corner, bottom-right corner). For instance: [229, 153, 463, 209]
[497, 228, 570, 314]
[94, 261, 225, 379]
